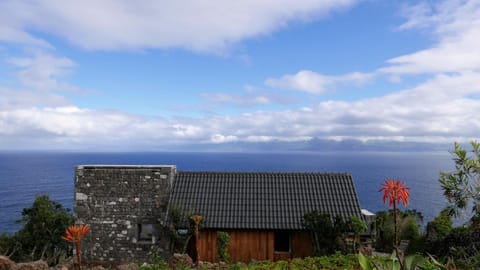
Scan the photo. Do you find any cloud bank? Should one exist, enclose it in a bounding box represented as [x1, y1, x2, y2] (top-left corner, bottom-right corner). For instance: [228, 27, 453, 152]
[0, 0, 479, 150]
[0, 0, 358, 52]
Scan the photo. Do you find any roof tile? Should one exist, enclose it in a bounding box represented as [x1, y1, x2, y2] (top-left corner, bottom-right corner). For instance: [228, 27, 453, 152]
[170, 172, 362, 230]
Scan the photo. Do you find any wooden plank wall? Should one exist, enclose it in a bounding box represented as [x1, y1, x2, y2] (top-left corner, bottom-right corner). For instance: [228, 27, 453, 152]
[291, 231, 313, 258]
[198, 230, 274, 262]
[198, 230, 312, 263]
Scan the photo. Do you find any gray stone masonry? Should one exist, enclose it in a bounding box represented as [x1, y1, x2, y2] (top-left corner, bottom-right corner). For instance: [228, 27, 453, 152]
[74, 165, 176, 263]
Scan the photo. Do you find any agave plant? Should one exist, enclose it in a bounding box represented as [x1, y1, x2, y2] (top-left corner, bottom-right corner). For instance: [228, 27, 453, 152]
[61, 224, 90, 270]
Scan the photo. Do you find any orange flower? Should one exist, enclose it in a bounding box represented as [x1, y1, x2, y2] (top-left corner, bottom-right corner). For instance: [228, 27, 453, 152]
[62, 224, 90, 243]
[62, 224, 89, 270]
[379, 179, 409, 207]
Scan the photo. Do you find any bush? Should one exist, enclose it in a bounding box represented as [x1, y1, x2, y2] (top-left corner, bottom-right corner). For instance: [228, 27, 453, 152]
[138, 246, 171, 270]
[303, 211, 349, 255]
[428, 227, 480, 258]
[426, 209, 453, 242]
[216, 231, 230, 262]
[290, 253, 359, 269]
[375, 210, 422, 253]
[167, 207, 199, 253]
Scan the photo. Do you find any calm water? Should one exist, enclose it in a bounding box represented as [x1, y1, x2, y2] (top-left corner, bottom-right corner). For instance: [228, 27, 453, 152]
[0, 151, 454, 233]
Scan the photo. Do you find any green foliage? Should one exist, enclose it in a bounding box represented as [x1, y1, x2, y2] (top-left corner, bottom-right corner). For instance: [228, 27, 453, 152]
[1, 195, 74, 263]
[426, 209, 453, 243]
[138, 246, 170, 270]
[303, 211, 350, 255]
[167, 206, 200, 253]
[135, 253, 362, 270]
[429, 227, 480, 261]
[289, 253, 359, 269]
[375, 210, 422, 253]
[0, 232, 18, 256]
[216, 231, 231, 262]
[358, 251, 437, 270]
[348, 216, 367, 252]
[439, 141, 480, 223]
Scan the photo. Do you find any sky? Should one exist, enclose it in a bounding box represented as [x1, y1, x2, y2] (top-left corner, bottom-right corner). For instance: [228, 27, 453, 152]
[0, 0, 479, 151]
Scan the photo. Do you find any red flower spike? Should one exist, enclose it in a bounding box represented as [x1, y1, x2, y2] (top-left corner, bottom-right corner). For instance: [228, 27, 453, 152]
[62, 224, 89, 270]
[62, 224, 90, 243]
[379, 179, 410, 208]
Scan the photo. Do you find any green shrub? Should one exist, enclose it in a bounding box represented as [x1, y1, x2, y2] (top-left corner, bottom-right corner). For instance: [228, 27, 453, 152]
[216, 231, 231, 262]
[138, 246, 170, 270]
[426, 209, 453, 244]
[375, 210, 423, 253]
[303, 211, 350, 255]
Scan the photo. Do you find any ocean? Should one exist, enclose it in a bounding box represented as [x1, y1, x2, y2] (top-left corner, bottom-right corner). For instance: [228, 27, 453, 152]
[0, 151, 455, 234]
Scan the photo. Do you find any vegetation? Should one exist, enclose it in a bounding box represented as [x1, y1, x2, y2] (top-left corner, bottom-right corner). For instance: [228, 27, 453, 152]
[302, 211, 367, 256]
[140, 253, 361, 270]
[302, 211, 350, 255]
[0, 195, 74, 263]
[167, 207, 195, 253]
[349, 216, 366, 253]
[379, 179, 410, 246]
[425, 209, 453, 243]
[358, 251, 440, 270]
[216, 231, 231, 262]
[439, 141, 480, 224]
[138, 246, 171, 270]
[374, 210, 422, 253]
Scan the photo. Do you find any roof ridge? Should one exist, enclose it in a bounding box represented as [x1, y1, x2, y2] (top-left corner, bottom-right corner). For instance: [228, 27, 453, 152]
[176, 171, 351, 175]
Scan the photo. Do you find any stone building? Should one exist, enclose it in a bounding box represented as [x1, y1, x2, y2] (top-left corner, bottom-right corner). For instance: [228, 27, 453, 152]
[74, 165, 365, 263]
[74, 165, 176, 262]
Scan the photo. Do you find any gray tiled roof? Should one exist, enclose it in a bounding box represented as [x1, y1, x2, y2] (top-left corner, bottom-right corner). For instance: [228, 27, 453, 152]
[170, 172, 362, 230]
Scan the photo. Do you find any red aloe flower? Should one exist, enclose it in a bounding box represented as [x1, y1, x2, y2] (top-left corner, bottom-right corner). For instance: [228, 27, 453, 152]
[62, 224, 90, 270]
[379, 179, 409, 247]
[380, 179, 410, 207]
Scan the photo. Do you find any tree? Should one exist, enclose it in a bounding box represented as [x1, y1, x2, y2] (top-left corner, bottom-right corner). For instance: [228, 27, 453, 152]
[303, 211, 349, 255]
[13, 195, 74, 262]
[379, 179, 410, 246]
[439, 141, 480, 226]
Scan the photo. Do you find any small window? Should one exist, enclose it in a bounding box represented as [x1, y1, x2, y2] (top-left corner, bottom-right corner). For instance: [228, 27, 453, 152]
[274, 231, 291, 252]
[138, 224, 156, 243]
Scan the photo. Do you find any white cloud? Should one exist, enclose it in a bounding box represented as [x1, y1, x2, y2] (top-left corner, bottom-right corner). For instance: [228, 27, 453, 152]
[0, 87, 70, 109]
[0, 0, 359, 53]
[1, 72, 480, 149]
[265, 70, 374, 94]
[211, 134, 238, 144]
[0, 25, 52, 48]
[7, 53, 76, 91]
[382, 0, 480, 74]
[202, 92, 295, 106]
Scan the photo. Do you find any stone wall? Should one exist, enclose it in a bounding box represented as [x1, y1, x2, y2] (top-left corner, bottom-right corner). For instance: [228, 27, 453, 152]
[74, 165, 176, 263]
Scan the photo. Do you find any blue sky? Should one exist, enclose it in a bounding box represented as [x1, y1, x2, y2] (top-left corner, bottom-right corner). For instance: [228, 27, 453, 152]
[0, 0, 479, 151]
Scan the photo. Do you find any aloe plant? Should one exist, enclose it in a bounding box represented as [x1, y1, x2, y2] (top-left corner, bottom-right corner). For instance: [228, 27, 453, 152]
[358, 251, 436, 270]
[61, 224, 90, 270]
